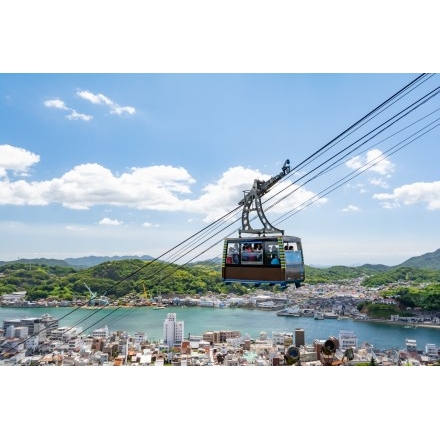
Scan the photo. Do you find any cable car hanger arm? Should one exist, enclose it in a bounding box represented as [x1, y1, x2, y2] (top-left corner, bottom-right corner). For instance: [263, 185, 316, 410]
[238, 159, 290, 236]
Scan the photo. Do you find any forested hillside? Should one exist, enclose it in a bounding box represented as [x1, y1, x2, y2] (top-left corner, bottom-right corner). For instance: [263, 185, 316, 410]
[1, 257, 440, 302]
[0, 260, 248, 301]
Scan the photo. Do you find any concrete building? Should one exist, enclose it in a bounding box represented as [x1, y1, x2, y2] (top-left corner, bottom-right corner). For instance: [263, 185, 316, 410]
[295, 328, 305, 347]
[202, 330, 221, 344]
[424, 343, 438, 356]
[163, 313, 184, 347]
[92, 325, 109, 339]
[3, 313, 57, 337]
[338, 329, 358, 351]
[5, 325, 29, 339]
[272, 331, 293, 346]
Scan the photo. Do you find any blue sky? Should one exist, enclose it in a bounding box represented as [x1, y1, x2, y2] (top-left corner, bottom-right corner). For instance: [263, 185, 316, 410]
[1, 73, 440, 266]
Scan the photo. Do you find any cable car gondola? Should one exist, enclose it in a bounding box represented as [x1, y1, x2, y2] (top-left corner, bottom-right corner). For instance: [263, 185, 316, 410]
[221, 159, 305, 288]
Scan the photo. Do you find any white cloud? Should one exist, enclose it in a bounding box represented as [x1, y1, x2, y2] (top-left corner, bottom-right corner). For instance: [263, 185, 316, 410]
[345, 182, 368, 194]
[0, 161, 195, 209]
[0, 154, 324, 223]
[346, 148, 395, 176]
[44, 99, 68, 110]
[0, 144, 40, 178]
[180, 166, 326, 223]
[44, 97, 92, 121]
[378, 201, 400, 209]
[66, 225, 87, 231]
[341, 205, 360, 212]
[142, 222, 160, 228]
[374, 181, 440, 210]
[77, 90, 112, 106]
[66, 110, 93, 121]
[99, 217, 123, 226]
[111, 105, 136, 116]
[368, 177, 389, 188]
[77, 90, 136, 116]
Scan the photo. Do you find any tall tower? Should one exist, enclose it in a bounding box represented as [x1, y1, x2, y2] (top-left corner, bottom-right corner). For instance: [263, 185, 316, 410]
[295, 328, 305, 347]
[163, 313, 184, 347]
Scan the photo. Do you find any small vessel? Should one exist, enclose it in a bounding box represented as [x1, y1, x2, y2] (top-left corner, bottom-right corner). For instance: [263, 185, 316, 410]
[276, 307, 301, 317]
[323, 312, 338, 319]
[152, 305, 166, 310]
[199, 298, 215, 307]
[314, 312, 324, 320]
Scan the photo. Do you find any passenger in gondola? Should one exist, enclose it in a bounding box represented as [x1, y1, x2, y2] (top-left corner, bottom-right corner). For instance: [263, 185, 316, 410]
[253, 243, 263, 261]
[271, 254, 280, 264]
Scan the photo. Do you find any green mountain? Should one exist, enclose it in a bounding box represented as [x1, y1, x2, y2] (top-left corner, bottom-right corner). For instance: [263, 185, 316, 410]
[64, 255, 155, 268]
[0, 258, 71, 267]
[395, 248, 440, 270]
[0, 255, 155, 269]
[2, 248, 440, 272]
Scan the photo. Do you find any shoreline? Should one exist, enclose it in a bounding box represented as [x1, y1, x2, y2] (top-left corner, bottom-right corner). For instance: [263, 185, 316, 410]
[356, 317, 440, 330]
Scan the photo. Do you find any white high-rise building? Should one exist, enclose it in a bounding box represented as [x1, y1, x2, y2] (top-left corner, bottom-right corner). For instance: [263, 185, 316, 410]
[163, 313, 184, 347]
[92, 325, 109, 339]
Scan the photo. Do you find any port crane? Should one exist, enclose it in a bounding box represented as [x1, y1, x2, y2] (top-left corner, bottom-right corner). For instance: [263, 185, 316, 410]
[84, 283, 109, 306]
[84, 283, 97, 304]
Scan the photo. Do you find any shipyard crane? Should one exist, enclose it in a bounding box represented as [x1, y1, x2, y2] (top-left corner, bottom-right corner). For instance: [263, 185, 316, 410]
[84, 283, 97, 303]
[84, 282, 109, 306]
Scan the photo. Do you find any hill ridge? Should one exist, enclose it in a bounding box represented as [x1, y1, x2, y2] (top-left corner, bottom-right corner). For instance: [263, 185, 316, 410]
[1, 248, 439, 270]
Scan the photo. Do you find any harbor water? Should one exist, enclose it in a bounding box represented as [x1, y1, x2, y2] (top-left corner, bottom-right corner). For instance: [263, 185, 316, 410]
[2, 305, 440, 351]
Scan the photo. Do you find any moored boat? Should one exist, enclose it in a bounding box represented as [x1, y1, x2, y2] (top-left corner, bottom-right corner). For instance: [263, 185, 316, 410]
[276, 307, 301, 317]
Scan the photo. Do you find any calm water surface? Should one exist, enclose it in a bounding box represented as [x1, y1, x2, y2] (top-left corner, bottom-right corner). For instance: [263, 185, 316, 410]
[2, 306, 440, 351]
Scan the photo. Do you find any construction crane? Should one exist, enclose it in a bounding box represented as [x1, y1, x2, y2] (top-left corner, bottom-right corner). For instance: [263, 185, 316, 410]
[142, 283, 152, 306]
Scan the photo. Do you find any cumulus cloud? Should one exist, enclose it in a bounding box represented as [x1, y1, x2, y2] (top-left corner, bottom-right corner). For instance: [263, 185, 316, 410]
[0, 160, 196, 210]
[346, 148, 395, 177]
[0, 149, 324, 223]
[67, 110, 93, 121]
[44, 99, 68, 110]
[179, 166, 326, 223]
[0, 144, 40, 178]
[44, 98, 92, 121]
[99, 218, 123, 226]
[77, 90, 136, 116]
[374, 181, 440, 210]
[341, 205, 361, 212]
